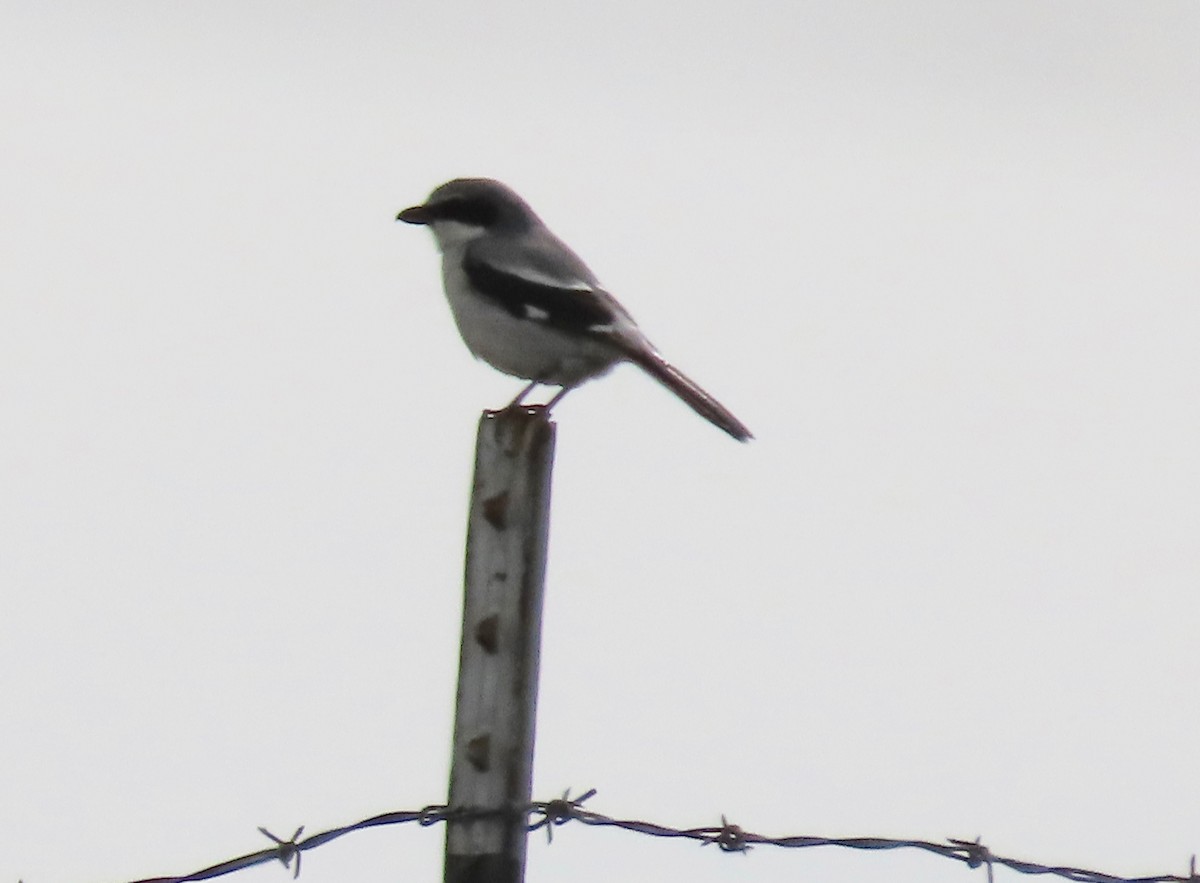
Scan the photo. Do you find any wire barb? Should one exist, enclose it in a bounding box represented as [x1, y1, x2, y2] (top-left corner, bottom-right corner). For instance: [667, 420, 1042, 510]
[530, 787, 598, 843]
[257, 826, 304, 879]
[701, 815, 751, 853]
[951, 836, 995, 883]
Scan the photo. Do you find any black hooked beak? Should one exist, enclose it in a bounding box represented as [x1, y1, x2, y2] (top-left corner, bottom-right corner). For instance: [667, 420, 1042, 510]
[396, 204, 431, 225]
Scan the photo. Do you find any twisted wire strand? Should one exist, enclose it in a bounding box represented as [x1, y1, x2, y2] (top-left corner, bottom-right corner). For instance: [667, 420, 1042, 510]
[109, 792, 1198, 883]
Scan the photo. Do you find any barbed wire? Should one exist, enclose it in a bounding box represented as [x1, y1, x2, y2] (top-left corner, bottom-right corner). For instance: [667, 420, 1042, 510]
[101, 790, 1197, 883]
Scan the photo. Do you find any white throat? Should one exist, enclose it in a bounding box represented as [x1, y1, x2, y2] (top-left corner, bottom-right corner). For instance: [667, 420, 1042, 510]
[428, 219, 489, 253]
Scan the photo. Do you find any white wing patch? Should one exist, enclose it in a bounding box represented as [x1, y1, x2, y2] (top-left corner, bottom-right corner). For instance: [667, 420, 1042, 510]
[502, 263, 597, 293]
[523, 304, 551, 321]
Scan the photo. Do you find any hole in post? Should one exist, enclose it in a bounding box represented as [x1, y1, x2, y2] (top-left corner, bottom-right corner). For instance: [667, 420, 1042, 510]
[475, 615, 500, 653]
[466, 734, 491, 772]
[482, 491, 510, 529]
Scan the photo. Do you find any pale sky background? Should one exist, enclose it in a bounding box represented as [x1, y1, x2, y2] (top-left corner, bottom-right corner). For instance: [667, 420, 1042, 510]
[2, 3, 1199, 883]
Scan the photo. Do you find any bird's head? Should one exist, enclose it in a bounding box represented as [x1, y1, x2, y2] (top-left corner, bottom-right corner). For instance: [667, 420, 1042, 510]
[397, 178, 540, 251]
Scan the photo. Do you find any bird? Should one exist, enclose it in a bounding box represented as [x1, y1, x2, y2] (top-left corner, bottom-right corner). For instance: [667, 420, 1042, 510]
[396, 178, 752, 442]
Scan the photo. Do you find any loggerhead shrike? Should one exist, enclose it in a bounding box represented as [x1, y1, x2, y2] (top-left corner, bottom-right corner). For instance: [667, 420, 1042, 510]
[397, 178, 752, 441]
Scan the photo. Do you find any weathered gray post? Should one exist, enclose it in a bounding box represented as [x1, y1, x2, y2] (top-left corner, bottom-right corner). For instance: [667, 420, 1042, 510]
[444, 408, 556, 883]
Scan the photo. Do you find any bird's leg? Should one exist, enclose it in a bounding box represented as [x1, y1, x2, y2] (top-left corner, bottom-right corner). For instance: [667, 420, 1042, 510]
[505, 381, 539, 410]
[543, 385, 576, 412]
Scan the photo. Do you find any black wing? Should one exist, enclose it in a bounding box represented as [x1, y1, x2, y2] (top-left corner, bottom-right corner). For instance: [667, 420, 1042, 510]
[462, 235, 632, 337]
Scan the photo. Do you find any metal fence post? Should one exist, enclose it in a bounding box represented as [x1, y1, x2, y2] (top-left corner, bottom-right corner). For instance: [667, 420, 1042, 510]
[444, 408, 556, 883]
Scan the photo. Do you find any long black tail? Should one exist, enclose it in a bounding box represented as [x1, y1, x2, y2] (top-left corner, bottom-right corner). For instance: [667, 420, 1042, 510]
[627, 348, 753, 442]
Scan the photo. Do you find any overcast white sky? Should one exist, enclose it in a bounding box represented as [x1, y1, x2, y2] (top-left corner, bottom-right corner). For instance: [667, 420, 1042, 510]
[2, 3, 1199, 883]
